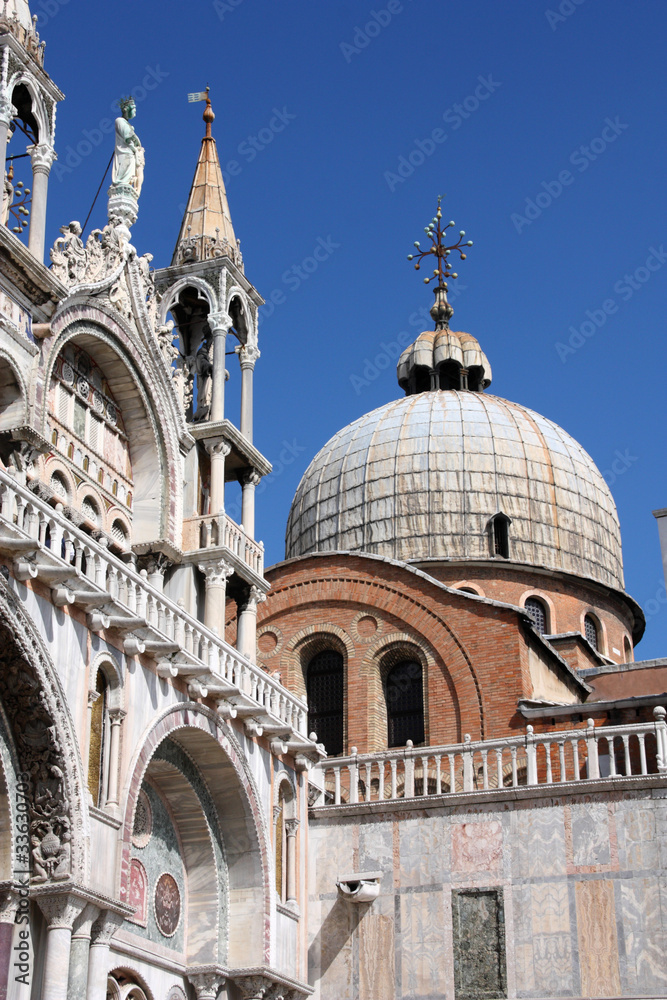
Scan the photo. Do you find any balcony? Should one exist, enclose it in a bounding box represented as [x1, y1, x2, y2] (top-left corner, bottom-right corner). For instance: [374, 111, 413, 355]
[182, 512, 264, 578]
[0, 468, 317, 758]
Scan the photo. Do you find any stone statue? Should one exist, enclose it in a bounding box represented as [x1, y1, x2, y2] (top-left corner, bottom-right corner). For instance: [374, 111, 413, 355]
[112, 97, 144, 196]
[1, 167, 13, 226]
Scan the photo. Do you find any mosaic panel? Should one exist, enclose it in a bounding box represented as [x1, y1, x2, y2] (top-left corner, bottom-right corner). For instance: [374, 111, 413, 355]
[452, 888, 507, 999]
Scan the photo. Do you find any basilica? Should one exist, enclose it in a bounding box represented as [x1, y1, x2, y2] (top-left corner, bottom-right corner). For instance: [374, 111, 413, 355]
[0, 3, 666, 999]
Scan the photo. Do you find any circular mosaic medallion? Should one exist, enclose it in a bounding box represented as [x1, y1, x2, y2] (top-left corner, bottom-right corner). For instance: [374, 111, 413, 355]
[132, 788, 152, 849]
[61, 362, 74, 385]
[106, 402, 117, 425]
[154, 872, 181, 937]
[76, 376, 90, 399]
[93, 390, 104, 413]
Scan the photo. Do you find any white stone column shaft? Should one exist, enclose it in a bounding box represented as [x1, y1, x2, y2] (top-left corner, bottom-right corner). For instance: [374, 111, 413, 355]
[27, 143, 56, 263]
[36, 894, 86, 1000]
[240, 469, 261, 538]
[236, 585, 265, 661]
[207, 439, 231, 516]
[86, 912, 123, 1000]
[105, 709, 125, 807]
[239, 344, 259, 442]
[209, 312, 231, 423]
[285, 818, 300, 904]
[199, 559, 234, 634]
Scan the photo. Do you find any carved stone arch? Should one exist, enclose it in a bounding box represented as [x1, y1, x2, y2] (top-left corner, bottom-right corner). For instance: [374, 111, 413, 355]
[0, 576, 87, 883]
[283, 624, 354, 702]
[273, 768, 296, 820]
[0, 346, 28, 433]
[40, 313, 182, 545]
[108, 966, 155, 1000]
[226, 289, 251, 346]
[157, 275, 219, 328]
[359, 633, 433, 750]
[8, 73, 50, 143]
[120, 704, 271, 967]
[89, 651, 123, 711]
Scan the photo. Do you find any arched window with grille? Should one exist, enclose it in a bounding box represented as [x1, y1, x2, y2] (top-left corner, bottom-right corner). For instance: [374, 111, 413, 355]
[584, 614, 599, 650]
[525, 597, 548, 635]
[306, 650, 344, 756]
[385, 660, 424, 748]
[489, 512, 511, 559]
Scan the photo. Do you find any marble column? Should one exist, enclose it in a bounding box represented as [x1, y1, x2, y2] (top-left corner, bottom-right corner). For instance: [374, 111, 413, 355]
[67, 904, 99, 1000]
[36, 892, 86, 1000]
[236, 585, 266, 661]
[239, 344, 260, 443]
[27, 142, 56, 263]
[0, 888, 18, 1000]
[86, 910, 123, 1000]
[207, 439, 231, 517]
[285, 818, 300, 905]
[105, 709, 126, 808]
[240, 469, 261, 538]
[208, 311, 232, 423]
[198, 559, 234, 634]
[0, 97, 15, 200]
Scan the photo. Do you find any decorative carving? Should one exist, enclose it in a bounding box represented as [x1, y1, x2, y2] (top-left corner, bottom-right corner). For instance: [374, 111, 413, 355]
[238, 343, 260, 370]
[111, 98, 144, 197]
[175, 229, 243, 270]
[127, 858, 147, 926]
[241, 468, 262, 489]
[34, 891, 85, 930]
[90, 908, 124, 946]
[157, 321, 180, 367]
[27, 143, 56, 175]
[154, 872, 181, 937]
[0, 625, 72, 882]
[49, 220, 131, 290]
[198, 559, 234, 588]
[234, 975, 274, 1000]
[188, 972, 225, 1000]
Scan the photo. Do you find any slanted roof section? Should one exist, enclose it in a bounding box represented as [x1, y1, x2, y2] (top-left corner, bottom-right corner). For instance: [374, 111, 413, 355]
[172, 94, 241, 269]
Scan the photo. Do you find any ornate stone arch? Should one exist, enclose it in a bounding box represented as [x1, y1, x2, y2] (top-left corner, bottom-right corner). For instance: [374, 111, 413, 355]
[0, 576, 87, 883]
[120, 704, 271, 967]
[38, 310, 183, 545]
[107, 966, 155, 1000]
[89, 651, 123, 711]
[157, 275, 219, 327]
[283, 623, 354, 701]
[7, 71, 51, 143]
[360, 633, 433, 750]
[226, 288, 252, 346]
[0, 346, 28, 433]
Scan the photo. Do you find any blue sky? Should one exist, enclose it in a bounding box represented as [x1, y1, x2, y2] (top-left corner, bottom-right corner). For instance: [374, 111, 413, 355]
[34, 0, 667, 657]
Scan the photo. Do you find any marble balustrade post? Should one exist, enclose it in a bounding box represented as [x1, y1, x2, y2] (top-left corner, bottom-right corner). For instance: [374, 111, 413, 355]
[198, 559, 234, 634]
[239, 344, 260, 443]
[236, 585, 266, 661]
[27, 143, 56, 263]
[208, 312, 231, 423]
[240, 469, 261, 537]
[36, 892, 86, 1000]
[86, 911, 123, 1000]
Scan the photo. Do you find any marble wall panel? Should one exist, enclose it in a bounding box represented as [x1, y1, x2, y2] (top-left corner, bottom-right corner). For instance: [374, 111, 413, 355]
[570, 802, 610, 867]
[619, 877, 667, 993]
[451, 819, 502, 874]
[309, 820, 357, 897]
[513, 882, 574, 997]
[358, 911, 395, 1000]
[399, 890, 449, 997]
[575, 879, 621, 996]
[310, 896, 355, 1000]
[399, 815, 449, 887]
[616, 804, 658, 872]
[452, 888, 506, 998]
[510, 807, 566, 878]
[359, 816, 393, 890]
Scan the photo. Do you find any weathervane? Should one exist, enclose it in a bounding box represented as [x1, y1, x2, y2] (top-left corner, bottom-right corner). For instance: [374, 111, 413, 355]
[407, 196, 473, 330]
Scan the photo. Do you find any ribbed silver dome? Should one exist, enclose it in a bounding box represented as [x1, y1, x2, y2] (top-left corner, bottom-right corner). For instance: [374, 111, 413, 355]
[286, 391, 624, 590]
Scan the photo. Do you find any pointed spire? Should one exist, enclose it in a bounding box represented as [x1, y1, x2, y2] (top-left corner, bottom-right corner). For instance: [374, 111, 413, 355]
[172, 89, 240, 268]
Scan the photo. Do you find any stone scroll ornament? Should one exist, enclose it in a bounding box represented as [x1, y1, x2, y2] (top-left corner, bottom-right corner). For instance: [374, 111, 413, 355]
[0, 624, 71, 882]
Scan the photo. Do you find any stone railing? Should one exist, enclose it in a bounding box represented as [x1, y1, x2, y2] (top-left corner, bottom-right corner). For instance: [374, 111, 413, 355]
[182, 513, 264, 576]
[0, 469, 314, 753]
[315, 712, 667, 806]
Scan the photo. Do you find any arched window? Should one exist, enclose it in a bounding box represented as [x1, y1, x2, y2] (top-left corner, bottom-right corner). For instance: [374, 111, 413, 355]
[385, 660, 424, 748]
[624, 636, 633, 663]
[307, 650, 344, 756]
[584, 614, 599, 650]
[490, 512, 511, 558]
[274, 779, 297, 904]
[88, 670, 108, 807]
[525, 597, 548, 635]
[457, 586, 479, 595]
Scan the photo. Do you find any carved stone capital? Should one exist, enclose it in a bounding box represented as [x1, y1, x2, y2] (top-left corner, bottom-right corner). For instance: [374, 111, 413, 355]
[35, 890, 86, 930]
[188, 970, 227, 999]
[27, 142, 57, 174]
[241, 468, 262, 488]
[198, 559, 234, 588]
[206, 438, 232, 459]
[234, 974, 274, 1000]
[90, 908, 124, 946]
[71, 901, 100, 940]
[284, 818, 300, 838]
[238, 343, 260, 370]
[208, 311, 232, 334]
[108, 708, 126, 725]
[0, 97, 16, 129]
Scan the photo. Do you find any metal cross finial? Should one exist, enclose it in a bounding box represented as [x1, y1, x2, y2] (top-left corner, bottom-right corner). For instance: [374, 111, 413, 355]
[407, 195, 473, 288]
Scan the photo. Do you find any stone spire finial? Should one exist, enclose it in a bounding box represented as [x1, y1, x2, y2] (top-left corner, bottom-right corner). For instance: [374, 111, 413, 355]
[406, 195, 473, 331]
[172, 88, 240, 268]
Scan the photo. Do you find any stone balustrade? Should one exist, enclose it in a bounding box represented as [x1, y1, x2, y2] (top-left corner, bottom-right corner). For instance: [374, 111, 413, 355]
[182, 512, 264, 576]
[316, 710, 667, 806]
[0, 468, 311, 745]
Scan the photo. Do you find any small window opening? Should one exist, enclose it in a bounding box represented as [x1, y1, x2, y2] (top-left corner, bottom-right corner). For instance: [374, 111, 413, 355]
[525, 597, 548, 635]
[584, 615, 599, 650]
[490, 512, 511, 559]
[385, 660, 424, 748]
[307, 650, 344, 756]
